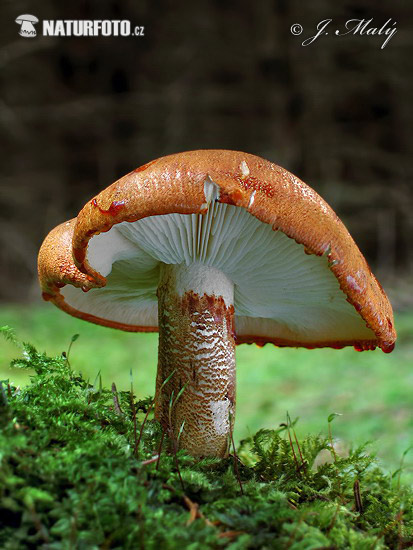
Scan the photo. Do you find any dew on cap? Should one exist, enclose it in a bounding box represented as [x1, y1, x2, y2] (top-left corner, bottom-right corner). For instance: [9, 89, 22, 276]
[91, 198, 126, 217]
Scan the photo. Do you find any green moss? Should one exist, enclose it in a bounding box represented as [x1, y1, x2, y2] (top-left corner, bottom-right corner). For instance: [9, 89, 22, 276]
[1, 333, 412, 549]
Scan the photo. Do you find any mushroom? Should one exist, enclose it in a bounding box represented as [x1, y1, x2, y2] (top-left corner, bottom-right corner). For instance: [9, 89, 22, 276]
[15, 15, 39, 37]
[38, 150, 396, 457]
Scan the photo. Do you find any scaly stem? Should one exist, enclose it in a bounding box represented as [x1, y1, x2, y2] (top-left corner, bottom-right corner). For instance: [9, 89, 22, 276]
[154, 263, 236, 457]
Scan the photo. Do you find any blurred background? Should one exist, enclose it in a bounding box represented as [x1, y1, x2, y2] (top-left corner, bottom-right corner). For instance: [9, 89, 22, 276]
[1, 1, 412, 474]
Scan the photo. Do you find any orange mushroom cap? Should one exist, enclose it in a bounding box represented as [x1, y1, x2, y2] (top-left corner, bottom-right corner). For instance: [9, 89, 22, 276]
[38, 150, 396, 352]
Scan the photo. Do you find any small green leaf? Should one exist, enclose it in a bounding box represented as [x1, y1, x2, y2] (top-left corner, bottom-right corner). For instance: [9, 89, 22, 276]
[177, 420, 185, 442]
[328, 413, 342, 423]
[93, 370, 102, 394]
[402, 446, 413, 459]
[1, 326, 18, 345]
[174, 382, 188, 407]
[168, 390, 175, 410]
[21, 487, 54, 508]
[161, 369, 176, 390]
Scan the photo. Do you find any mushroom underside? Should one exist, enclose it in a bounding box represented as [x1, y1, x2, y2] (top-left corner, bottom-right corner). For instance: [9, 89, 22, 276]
[61, 200, 374, 344]
[59, 196, 375, 456]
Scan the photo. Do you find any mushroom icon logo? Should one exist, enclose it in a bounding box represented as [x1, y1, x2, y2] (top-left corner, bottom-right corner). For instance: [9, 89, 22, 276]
[15, 14, 39, 38]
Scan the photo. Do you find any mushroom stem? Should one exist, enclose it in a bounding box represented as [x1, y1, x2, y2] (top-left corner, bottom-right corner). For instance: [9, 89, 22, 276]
[155, 263, 236, 457]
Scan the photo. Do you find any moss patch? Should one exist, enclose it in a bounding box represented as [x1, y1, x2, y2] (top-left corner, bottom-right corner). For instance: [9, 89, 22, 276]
[1, 329, 412, 549]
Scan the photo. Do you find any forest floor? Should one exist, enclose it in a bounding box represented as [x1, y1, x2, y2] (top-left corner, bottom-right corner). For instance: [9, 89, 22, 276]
[1, 327, 413, 549]
[1, 304, 412, 480]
